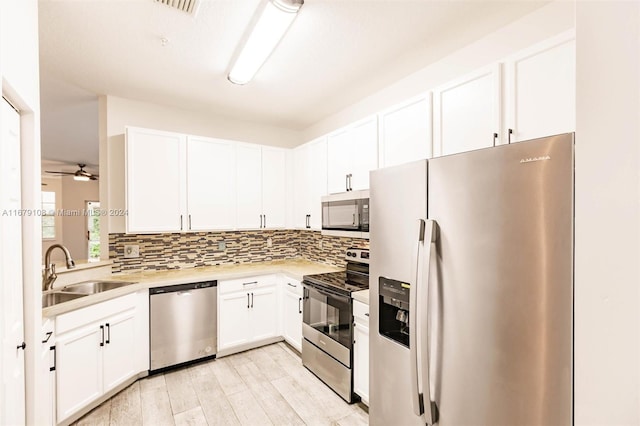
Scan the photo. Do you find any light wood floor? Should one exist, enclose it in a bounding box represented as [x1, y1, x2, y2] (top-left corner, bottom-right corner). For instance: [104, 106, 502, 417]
[74, 342, 369, 426]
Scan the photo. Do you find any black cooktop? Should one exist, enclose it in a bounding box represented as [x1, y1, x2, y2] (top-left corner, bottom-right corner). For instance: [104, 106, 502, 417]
[303, 270, 369, 296]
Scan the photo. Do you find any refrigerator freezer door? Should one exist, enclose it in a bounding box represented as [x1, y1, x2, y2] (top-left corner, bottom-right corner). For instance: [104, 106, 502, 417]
[370, 160, 427, 426]
[428, 133, 573, 425]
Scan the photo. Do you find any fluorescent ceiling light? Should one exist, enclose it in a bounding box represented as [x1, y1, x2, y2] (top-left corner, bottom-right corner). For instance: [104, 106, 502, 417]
[228, 0, 303, 85]
[73, 175, 90, 182]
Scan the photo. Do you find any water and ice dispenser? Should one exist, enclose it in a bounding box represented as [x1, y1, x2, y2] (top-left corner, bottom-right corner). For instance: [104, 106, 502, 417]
[378, 277, 411, 348]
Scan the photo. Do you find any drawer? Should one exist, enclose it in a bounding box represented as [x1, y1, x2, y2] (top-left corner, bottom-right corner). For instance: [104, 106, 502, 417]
[353, 300, 369, 323]
[218, 274, 277, 294]
[56, 292, 138, 335]
[282, 279, 303, 296]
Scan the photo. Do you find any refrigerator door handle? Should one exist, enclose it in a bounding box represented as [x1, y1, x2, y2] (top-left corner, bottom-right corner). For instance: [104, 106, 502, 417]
[421, 220, 439, 425]
[409, 219, 426, 418]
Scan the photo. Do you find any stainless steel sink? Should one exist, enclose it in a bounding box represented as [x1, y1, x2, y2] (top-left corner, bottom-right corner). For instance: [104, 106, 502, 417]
[42, 291, 87, 308]
[60, 280, 136, 294]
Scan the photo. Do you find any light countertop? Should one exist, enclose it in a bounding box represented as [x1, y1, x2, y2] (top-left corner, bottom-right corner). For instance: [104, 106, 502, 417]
[46, 259, 113, 274]
[352, 289, 369, 305]
[43, 259, 342, 317]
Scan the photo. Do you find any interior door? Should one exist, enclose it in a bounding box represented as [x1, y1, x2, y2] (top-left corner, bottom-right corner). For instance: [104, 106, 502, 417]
[0, 98, 25, 426]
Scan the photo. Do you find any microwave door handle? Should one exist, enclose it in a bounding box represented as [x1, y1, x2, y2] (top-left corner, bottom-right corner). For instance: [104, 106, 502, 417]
[410, 219, 425, 418]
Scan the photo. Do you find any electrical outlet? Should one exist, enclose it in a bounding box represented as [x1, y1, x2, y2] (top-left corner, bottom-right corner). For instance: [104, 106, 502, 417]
[124, 245, 139, 258]
[266, 237, 273, 248]
[218, 241, 226, 251]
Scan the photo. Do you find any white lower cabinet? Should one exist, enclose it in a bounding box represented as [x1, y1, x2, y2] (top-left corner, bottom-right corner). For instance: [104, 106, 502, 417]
[353, 300, 369, 406]
[55, 292, 147, 423]
[218, 275, 279, 353]
[39, 319, 56, 426]
[281, 279, 303, 352]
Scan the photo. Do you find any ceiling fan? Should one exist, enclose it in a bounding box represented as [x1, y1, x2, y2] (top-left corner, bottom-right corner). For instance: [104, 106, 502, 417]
[45, 163, 98, 181]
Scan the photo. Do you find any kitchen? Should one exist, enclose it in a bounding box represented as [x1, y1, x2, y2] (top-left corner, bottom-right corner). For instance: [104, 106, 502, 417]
[1, 1, 639, 425]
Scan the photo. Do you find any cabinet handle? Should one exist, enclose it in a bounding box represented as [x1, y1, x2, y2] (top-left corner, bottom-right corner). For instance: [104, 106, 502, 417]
[345, 174, 349, 192]
[188, 214, 192, 230]
[259, 214, 263, 229]
[298, 297, 302, 314]
[306, 215, 310, 229]
[180, 215, 183, 231]
[508, 128, 513, 144]
[247, 293, 250, 309]
[493, 132, 498, 145]
[348, 174, 353, 191]
[251, 292, 254, 308]
[243, 281, 258, 286]
[42, 331, 53, 343]
[105, 323, 111, 344]
[16, 342, 26, 350]
[365, 313, 370, 317]
[263, 215, 266, 229]
[100, 325, 104, 347]
[50, 346, 56, 372]
[287, 282, 297, 288]
[352, 213, 356, 225]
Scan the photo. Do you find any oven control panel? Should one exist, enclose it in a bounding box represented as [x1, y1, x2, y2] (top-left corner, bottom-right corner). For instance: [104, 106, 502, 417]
[345, 248, 369, 264]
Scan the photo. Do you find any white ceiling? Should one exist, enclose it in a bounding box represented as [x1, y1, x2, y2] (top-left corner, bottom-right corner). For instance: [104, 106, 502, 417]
[38, 0, 547, 165]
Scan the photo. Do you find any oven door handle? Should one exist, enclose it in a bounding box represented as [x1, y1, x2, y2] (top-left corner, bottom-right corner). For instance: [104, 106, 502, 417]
[302, 283, 352, 304]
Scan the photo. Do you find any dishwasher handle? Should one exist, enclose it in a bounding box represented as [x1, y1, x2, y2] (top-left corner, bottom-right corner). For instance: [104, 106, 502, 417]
[150, 280, 217, 295]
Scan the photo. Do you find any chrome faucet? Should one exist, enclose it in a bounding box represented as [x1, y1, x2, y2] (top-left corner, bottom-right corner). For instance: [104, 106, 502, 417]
[43, 244, 75, 291]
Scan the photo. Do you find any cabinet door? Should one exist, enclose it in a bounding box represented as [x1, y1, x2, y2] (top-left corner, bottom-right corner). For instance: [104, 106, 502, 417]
[126, 127, 186, 232]
[187, 136, 237, 230]
[236, 144, 263, 229]
[39, 321, 55, 426]
[380, 95, 432, 167]
[218, 292, 251, 351]
[261, 147, 287, 229]
[56, 323, 103, 423]
[282, 282, 303, 352]
[327, 129, 352, 194]
[102, 309, 137, 393]
[505, 31, 575, 143]
[350, 117, 378, 191]
[433, 64, 501, 156]
[308, 137, 327, 229]
[250, 287, 279, 342]
[293, 143, 311, 229]
[353, 321, 369, 405]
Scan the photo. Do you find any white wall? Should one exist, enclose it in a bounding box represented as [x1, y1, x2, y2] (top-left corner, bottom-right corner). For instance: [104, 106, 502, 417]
[104, 95, 300, 148]
[0, 0, 43, 424]
[61, 178, 99, 261]
[302, 1, 575, 142]
[574, 2, 640, 424]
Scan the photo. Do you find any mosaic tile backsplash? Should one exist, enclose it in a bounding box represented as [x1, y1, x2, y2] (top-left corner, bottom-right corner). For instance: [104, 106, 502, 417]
[109, 230, 369, 273]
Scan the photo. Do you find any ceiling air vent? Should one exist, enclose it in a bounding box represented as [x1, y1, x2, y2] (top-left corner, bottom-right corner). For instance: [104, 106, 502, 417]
[155, 0, 199, 15]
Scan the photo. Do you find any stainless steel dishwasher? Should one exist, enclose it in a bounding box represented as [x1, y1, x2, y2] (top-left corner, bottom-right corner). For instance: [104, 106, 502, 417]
[149, 281, 217, 372]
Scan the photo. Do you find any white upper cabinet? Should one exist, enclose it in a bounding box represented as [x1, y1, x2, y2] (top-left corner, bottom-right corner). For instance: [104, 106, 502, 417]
[379, 94, 432, 167]
[236, 144, 287, 229]
[433, 64, 502, 156]
[126, 127, 187, 233]
[187, 136, 237, 231]
[504, 31, 575, 143]
[261, 146, 287, 229]
[293, 137, 327, 229]
[327, 116, 378, 193]
[236, 144, 263, 229]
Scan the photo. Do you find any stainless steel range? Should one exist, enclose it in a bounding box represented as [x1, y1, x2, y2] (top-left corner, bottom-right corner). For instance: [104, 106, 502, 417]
[301, 248, 369, 403]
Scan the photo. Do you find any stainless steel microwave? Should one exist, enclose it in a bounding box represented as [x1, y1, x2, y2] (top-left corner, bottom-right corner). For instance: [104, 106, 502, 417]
[321, 190, 369, 236]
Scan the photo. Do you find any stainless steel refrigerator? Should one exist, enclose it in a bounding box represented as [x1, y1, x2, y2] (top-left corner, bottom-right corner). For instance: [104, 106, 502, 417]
[369, 134, 573, 425]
